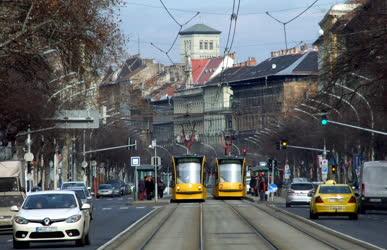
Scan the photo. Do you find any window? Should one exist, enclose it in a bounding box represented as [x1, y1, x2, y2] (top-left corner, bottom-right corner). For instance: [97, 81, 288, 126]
[209, 41, 213, 50]
[200, 41, 203, 50]
[204, 41, 208, 50]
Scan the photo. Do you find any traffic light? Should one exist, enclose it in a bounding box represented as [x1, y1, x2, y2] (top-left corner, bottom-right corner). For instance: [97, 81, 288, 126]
[331, 165, 337, 175]
[321, 114, 329, 126]
[267, 158, 273, 170]
[280, 139, 288, 149]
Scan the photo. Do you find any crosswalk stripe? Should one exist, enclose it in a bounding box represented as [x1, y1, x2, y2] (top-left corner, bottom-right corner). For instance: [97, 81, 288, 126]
[135, 206, 145, 209]
[102, 207, 112, 210]
[119, 207, 129, 209]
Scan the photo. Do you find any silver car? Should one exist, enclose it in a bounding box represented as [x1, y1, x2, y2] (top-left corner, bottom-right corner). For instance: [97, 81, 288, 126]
[286, 182, 314, 207]
[97, 184, 114, 198]
[68, 188, 94, 220]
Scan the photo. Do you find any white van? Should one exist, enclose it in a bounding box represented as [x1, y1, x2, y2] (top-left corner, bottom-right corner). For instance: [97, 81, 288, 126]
[359, 161, 387, 213]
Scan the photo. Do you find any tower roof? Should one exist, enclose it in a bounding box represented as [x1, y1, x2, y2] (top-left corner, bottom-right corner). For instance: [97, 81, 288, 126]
[179, 24, 221, 35]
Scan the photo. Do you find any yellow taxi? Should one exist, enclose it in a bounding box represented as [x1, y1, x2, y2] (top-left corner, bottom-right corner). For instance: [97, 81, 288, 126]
[309, 180, 358, 220]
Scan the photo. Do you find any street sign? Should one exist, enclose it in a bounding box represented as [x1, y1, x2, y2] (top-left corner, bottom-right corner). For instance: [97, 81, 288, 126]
[24, 152, 34, 162]
[269, 183, 278, 193]
[81, 161, 88, 169]
[259, 161, 267, 167]
[131, 156, 140, 167]
[151, 156, 161, 166]
[321, 159, 328, 181]
[284, 164, 290, 180]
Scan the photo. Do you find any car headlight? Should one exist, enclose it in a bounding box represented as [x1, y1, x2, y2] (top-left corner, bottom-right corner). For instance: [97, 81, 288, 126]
[66, 214, 82, 223]
[14, 216, 29, 224]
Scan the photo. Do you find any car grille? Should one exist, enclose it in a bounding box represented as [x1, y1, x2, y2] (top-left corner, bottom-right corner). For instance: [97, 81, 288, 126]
[29, 232, 65, 239]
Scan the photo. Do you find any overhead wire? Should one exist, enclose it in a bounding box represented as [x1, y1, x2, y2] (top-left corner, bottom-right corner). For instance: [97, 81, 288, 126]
[150, 0, 200, 64]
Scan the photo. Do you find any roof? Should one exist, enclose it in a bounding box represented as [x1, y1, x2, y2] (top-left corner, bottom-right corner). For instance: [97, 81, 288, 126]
[208, 51, 318, 85]
[179, 24, 221, 35]
[27, 190, 76, 195]
[192, 57, 225, 85]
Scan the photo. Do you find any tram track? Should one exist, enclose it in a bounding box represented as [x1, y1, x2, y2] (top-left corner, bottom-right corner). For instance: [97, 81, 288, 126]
[242, 199, 381, 250]
[138, 202, 204, 250]
[223, 200, 279, 250]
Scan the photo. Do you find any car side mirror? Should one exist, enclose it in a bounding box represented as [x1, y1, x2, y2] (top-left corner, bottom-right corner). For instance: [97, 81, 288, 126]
[81, 203, 91, 210]
[10, 205, 19, 212]
[87, 196, 92, 200]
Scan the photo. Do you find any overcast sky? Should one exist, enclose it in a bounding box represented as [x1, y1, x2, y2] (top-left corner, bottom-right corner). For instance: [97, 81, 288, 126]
[119, 0, 345, 65]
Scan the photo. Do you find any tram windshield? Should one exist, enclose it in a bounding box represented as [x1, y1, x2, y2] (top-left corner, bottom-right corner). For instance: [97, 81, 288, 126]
[219, 163, 242, 183]
[176, 162, 201, 184]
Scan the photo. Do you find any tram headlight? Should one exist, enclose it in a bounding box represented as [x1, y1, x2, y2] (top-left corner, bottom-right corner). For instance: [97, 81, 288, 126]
[176, 185, 180, 191]
[198, 185, 202, 190]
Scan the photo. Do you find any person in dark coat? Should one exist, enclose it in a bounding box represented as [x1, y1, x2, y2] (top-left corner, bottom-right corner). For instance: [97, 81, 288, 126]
[145, 176, 154, 200]
[249, 175, 257, 195]
[157, 178, 165, 199]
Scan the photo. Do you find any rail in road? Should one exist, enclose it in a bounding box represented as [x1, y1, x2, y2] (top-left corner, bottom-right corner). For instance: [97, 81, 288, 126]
[240, 199, 383, 250]
[105, 202, 204, 250]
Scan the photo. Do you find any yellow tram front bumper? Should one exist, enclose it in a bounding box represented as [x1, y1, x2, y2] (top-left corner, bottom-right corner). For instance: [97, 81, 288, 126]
[173, 183, 207, 200]
[216, 182, 245, 198]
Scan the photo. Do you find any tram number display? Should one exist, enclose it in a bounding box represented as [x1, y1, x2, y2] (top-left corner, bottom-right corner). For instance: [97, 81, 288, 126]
[175, 157, 202, 164]
[218, 159, 242, 165]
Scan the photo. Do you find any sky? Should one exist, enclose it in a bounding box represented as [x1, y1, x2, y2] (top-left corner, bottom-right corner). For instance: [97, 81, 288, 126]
[119, 0, 345, 65]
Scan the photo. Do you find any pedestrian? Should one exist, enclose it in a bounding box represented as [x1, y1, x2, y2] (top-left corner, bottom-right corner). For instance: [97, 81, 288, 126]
[138, 178, 145, 200]
[249, 175, 257, 195]
[145, 176, 153, 200]
[258, 173, 267, 201]
[157, 178, 165, 199]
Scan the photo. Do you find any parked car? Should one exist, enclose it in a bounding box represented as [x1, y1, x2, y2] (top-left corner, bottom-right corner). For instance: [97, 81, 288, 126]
[0, 191, 25, 232]
[359, 161, 387, 213]
[97, 184, 114, 198]
[286, 182, 314, 207]
[309, 180, 358, 220]
[61, 181, 91, 198]
[67, 188, 94, 220]
[11, 191, 91, 248]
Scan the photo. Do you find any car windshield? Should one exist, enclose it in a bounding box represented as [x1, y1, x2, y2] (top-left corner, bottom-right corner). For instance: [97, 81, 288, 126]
[219, 163, 242, 183]
[291, 183, 314, 190]
[319, 186, 352, 194]
[0, 178, 19, 192]
[72, 190, 86, 200]
[62, 183, 84, 189]
[99, 184, 112, 190]
[0, 195, 24, 207]
[177, 162, 201, 184]
[22, 194, 77, 209]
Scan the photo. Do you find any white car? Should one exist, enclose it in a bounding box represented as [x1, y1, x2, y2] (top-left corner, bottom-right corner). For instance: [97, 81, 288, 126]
[11, 191, 91, 249]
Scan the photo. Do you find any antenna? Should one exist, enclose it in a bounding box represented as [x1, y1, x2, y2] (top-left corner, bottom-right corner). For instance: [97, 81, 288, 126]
[137, 33, 140, 55]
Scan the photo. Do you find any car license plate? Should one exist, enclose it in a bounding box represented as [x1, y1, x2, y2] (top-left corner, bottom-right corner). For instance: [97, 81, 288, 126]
[370, 198, 381, 202]
[329, 206, 344, 211]
[36, 227, 57, 232]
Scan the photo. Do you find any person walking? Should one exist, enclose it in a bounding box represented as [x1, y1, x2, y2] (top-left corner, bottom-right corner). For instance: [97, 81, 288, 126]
[157, 178, 165, 199]
[138, 178, 145, 200]
[258, 173, 267, 201]
[145, 176, 153, 200]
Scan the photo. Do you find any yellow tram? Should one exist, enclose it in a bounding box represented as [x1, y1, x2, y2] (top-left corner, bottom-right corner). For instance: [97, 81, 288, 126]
[213, 157, 246, 198]
[171, 155, 207, 202]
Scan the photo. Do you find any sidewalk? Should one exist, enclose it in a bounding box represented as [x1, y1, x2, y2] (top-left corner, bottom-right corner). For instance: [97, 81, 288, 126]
[132, 195, 171, 206]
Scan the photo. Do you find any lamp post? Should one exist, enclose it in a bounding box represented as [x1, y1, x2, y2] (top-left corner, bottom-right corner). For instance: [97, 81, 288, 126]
[149, 140, 158, 203]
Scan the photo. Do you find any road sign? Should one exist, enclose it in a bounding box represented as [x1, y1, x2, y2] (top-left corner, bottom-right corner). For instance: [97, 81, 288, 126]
[24, 152, 34, 162]
[131, 156, 140, 167]
[321, 159, 328, 181]
[269, 183, 278, 193]
[284, 164, 290, 180]
[81, 161, 88, 169]
[259, 161, 267, 167]
[151, 156, 161, 166]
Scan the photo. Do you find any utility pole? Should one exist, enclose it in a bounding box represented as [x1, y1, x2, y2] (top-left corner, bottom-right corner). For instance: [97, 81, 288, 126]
[151, 139, 158, 203]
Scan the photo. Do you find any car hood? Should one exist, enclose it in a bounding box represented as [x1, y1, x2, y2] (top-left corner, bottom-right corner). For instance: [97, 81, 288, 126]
[0, 207, 16, 217]
[18, 208, 79, 220]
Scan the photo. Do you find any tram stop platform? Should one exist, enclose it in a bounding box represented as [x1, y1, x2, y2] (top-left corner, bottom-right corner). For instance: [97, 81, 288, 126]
[245, 193, 286, 205]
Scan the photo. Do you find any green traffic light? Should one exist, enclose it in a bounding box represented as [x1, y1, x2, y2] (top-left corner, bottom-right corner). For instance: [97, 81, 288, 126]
[321, 119, 328, 126]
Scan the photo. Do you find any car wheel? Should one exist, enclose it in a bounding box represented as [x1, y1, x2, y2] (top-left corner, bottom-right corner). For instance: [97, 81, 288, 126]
[349, 213, 358, 220]
[76, 234, 86, 247]
[286, 203, 291, 208]
[309, 210, 318, 220]
[13, 237, 29, 249]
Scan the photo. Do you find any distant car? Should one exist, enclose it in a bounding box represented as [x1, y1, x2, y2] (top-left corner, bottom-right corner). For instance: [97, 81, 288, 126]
[286, 182, 314, 207]
[292, 177, 309, 183]
[107, 180, 128, 196]
[359, 161, 387, 214]
[67, 188, 94, 220]
[11, 191, 91, 248]
[0, 191, 25, 232]
[97, 184, 114, 198]
[309, 180, 358, 220]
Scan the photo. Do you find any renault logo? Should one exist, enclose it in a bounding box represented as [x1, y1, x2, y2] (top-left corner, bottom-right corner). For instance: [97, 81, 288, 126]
[43, 218, 51, 226]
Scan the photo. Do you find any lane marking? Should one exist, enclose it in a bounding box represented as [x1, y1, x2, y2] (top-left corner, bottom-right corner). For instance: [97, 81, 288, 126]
[97, 207, 158, 250]
[135, 206, 145, 209]
[119, 207, 129, 210]
[102, 207, 112, 210]
[7, 239, 12, 242]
